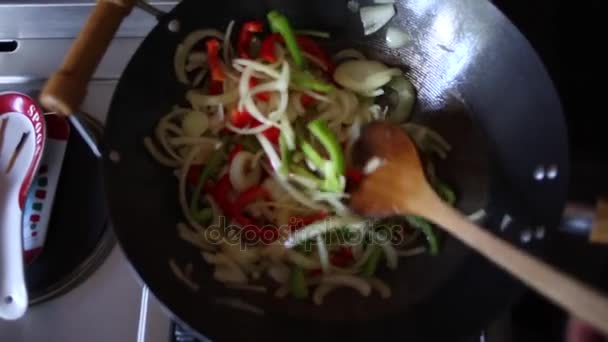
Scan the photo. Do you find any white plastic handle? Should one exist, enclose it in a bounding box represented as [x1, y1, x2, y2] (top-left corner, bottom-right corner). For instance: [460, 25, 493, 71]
[0, 185, 28, 320]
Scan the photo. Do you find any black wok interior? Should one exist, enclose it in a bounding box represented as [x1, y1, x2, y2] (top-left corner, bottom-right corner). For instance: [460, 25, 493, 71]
[102, 0, 568, 340]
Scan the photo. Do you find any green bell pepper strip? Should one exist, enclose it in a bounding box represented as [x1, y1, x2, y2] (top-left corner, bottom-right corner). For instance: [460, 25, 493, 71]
[291, 164, 323, 188]
[426, 161, 456, 205]
[298, 119, 345, 192]
[300, 140, 325, 170]
[267, 10, 305, 68]
[193, 207, 214, 224]
[307, 119, 345, 174]
[405, 216, 439, 255]
[434, 180, 456, 205]
[292, 71, 333, 93]
[362, 245, 383, 276]
[189, 149, 225, 214]
[289, 266, 308, 299]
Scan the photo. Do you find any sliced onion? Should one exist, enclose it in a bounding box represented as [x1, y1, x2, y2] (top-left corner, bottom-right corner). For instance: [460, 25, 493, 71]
[177, 223, 215, 252]
[267, 263, 290, 284]
[174, 29, 224, 84]
[233, 59, 281, 79]
[284, 216, 366, 248]
[143, 137, 179, 168]
[333, 49, 366, 62]
[286, 250, 321, 269]
[261, 178, 287, 201]
[169, 259, 199, 291]
[320, 274, 372, 296]
[396, 246, 426, 257]
[168, 136, 220, 146]
[367, 277, 391, 298]
[188, 52, 207, 64]
[334, 60, 401, 94]
[229, 151, 262, 192]
[380, 243, 398, 269]
[187, 88, 239, 108]
[316, 235, 330, 273]
[256, 133, 282, 170]
[386, 76, 416, 123]
[386, 26, 411, 49]
[295, 30, 331, 38]
[220, 241, 260, 267]
[178, 146, 213, 238]
[181, 111, 209, 137]
[214, 297, 264, 315]
[214, 267, 248, 284]
[360, 4, 395, 36]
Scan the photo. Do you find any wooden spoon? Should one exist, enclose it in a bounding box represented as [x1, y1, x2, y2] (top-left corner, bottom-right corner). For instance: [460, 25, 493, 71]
[350, 121, 608, 334]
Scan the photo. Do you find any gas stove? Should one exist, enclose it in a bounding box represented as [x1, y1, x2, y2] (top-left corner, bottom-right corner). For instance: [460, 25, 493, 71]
[0, 1, 176, 341]
[1, 1, 606, 342]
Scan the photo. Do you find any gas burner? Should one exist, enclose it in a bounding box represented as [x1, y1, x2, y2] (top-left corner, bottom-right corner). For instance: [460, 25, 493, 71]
[24, 113, 115, 304]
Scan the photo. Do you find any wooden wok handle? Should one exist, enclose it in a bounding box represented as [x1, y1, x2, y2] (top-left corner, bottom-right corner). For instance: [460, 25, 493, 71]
[414, 190, 608, 335]
[39, 0, 136, 115]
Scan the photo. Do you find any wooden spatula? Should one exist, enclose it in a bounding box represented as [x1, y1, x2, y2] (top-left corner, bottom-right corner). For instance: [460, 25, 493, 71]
[350, 121, 608, 334]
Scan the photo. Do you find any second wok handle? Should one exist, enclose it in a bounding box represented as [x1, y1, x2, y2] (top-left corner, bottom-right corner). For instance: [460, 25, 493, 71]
[416, 191, 608, 335]
[40, 0, 136, 115]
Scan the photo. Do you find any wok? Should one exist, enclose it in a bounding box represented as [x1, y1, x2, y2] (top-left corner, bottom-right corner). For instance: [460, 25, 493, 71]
[38, 0, 570, 340]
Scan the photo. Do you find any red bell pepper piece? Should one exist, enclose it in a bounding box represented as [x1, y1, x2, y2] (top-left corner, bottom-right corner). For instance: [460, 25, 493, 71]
[186, 165, 203, 186]
[262, 127, 280, 144]
[308, 247, 353, 276]
[208, 80, 223, 95]
[330, 247, 354, 267]
[251, 119, 280, 144]
[260, 33, 281, 63]
[295, 36, 335, 73]
[260, 34, 334, 73]
[237, 21, 264, 59]
[228, 144, 243, 162]
[209, 174, 233, 214]
[300, 93, 315, 108]
[345, 168, 364, 183]
[249, 78, 271, 101]
[206, 38, 225, 82]
[233, 186, 268, 209]
[229, 109, 254, 128]
[308, 269, 322, 277]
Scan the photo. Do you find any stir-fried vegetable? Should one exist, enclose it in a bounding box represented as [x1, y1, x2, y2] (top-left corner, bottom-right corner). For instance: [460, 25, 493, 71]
[206, 38, 225, 81]
[300, 119, 345, 192]
[292, 71, 333, 93]
[362, 245, 383, 276]
[385, 76, 416, 123]
[406, 216, 439, 255]
[237, 21, 264, 59]
[189, 149, 225, 214]
[145, 10, 458, 304]
[267, 10, 305, 68]
[359, 4, 396, 35]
